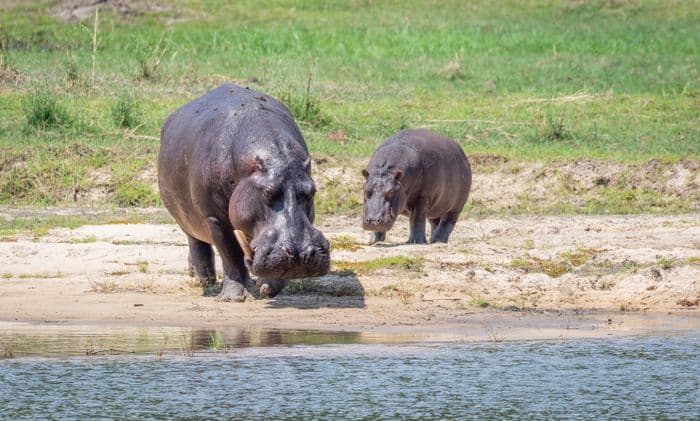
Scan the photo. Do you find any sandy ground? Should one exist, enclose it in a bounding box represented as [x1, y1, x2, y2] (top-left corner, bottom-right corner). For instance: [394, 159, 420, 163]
[0, 213, 698, 339]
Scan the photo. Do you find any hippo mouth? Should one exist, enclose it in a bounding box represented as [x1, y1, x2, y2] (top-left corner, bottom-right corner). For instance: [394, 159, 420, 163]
[234, 229, 330, 279]
[362, 215, 397, 232]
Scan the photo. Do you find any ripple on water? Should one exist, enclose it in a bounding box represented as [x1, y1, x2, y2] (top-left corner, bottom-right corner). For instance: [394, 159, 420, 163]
[1, 332, 699, 419]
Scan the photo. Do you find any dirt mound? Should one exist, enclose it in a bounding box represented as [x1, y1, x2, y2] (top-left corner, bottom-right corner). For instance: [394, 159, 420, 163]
[51, 0, 171, 23]
[470, 157, 699, 214]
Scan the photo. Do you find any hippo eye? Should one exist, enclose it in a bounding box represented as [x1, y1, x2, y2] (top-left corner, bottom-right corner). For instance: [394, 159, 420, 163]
[264, 186, 281, 203]
[385, 190, 394, 200]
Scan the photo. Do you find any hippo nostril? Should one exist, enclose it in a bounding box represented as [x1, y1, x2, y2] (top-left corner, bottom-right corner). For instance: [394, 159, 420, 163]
[282, 244, 295, 257]
[300, 246, 316, 264]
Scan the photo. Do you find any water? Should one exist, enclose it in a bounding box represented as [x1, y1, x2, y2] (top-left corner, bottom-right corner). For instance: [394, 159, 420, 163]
[1, 325, 698, 420]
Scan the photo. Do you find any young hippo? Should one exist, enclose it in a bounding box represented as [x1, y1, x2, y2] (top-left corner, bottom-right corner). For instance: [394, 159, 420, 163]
[361, 129, 472, 244]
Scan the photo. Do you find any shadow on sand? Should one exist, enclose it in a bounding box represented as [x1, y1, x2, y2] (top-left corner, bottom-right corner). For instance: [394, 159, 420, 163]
[265, 271, 366, 309]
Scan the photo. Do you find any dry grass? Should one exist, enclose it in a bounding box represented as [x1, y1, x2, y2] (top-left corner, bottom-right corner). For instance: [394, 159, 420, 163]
[17, 272, 65, 279]
[330, 234, 362, 251]
[511, 256, 570, 278]
[559, 247, 600, 266]
[88, 279, 120, 293]
[377, 282, 416, 304]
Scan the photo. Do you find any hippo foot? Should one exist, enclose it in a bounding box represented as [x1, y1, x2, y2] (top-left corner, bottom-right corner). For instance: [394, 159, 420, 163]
[369, 232, 386, 245]
[215, 280, 253, 303]
[258, 279, 288, 299]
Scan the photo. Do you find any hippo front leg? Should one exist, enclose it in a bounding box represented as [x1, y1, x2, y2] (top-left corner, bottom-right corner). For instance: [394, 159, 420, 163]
[369, 231, 386, 245]
[206, 217, 255, 302]
[407, 200, 428, 244]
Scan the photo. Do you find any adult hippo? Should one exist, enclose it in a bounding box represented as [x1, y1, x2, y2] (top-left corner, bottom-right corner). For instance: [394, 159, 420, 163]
[158, 83, 330, 302]
[362, 128, 471, 244]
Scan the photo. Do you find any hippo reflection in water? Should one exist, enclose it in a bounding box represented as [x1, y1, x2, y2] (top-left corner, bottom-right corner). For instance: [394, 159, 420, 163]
[158, 84, 330, 302]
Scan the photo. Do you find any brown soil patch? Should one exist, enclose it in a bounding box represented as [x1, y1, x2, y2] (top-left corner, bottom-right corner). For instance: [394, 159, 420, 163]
[51, 0, 172, 23]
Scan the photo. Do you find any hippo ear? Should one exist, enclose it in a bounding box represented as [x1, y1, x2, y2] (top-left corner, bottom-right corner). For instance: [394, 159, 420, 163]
[361, 169, 369, 180]
[393, 170, 403, 181]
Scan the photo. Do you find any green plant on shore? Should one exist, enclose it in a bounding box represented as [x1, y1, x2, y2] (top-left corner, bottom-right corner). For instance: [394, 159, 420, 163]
[24, 88, 72, 130]
[136, 34, 169, 81]
[111, 90, 143, 129]
[275, 74, 328, 128]
[336, 256, 424, 275]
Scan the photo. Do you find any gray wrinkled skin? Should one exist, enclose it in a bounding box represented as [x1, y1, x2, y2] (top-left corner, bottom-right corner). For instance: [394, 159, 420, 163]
[362, 129, 472, 244]
[158, 84, 330, 302]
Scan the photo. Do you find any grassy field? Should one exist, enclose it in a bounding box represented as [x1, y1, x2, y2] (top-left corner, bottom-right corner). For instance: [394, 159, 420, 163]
[0, 0, 698, 211]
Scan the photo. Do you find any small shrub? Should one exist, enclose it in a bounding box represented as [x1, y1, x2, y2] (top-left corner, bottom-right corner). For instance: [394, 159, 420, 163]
[544, 114, 569, 141]
[24, 88, 72, 130]
[656, 257, 675, 270]
[136, 35, 168, 80]
[276, 74, 328, 128]
[63, 57, 84, 88]
[471, 297, 491, 308]
[111, 91, 142, 129]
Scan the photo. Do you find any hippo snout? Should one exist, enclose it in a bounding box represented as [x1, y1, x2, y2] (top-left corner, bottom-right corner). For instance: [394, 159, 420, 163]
[363, 216, 395, 232]
[250, 235, 330, 280]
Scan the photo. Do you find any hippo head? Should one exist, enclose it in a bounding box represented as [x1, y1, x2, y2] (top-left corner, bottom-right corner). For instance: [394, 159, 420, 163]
[361, 168, 406, 232]
[229, 156, 330, 280]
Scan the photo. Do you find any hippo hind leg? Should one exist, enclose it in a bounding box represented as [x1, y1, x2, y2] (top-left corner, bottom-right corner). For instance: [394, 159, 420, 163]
[430, 213, 458, 243]
[187, 235, 217, 288]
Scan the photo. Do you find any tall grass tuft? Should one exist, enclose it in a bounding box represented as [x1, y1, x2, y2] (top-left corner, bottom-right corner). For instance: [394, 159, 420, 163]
[276, 74, 328, 128]
[63, 56, 86, 89]
[24, 88, 72, 130]
[136, 34, 168, 81]
[111, 91, 142, 129]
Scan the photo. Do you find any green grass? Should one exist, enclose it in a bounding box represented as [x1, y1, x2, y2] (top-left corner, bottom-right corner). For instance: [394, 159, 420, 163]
[336, 255, 424, 275]
[111, 90, 143, 129]
[470, 297, 491, 308]
[0, 0, 698, 210]
[0, 210, 173, 237]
